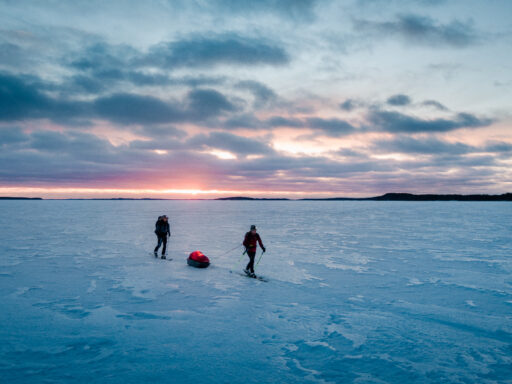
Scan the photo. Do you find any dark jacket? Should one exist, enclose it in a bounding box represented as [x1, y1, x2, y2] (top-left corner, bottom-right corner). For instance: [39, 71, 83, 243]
[243, 232, 264, 252]
[155, 220, 170, 236]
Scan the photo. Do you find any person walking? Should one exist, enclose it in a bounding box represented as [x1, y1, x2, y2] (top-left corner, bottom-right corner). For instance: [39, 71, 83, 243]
[154, 215, 170, 259]
[243, 225, 265, 277]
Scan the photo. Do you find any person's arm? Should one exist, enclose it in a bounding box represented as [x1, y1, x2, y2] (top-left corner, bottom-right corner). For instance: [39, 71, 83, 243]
[257, 234, 265, 252]
[167, 223, 171, 236]
[243, 233, 249, 249]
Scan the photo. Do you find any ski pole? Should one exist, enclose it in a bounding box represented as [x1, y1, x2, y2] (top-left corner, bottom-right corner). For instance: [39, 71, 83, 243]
[255, 249, 265, 270]
[230, 249, 247, 273]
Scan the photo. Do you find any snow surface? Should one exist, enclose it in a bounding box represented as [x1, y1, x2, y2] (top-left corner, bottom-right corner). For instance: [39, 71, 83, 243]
[1, 200, 511, 383]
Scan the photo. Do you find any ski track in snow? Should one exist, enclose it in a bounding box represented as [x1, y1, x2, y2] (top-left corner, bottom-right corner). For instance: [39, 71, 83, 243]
[1, 200, 512, 383]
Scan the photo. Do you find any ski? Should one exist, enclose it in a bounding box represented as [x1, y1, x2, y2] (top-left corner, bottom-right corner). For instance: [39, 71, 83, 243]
[239, 271, 268, 282]
[149, 253, 173, 261]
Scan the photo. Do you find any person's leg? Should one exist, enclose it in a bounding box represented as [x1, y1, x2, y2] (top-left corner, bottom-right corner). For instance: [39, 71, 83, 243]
[247, 251, 256, 273]
[162, 236, 167, 255]
[245, 251, 252, 271]
[154, 235, 162, 252]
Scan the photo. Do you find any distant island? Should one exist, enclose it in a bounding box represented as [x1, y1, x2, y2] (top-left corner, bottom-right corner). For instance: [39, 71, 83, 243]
[220, 193, 512, 201]
[216, 196, 290, 201]
[0, 197, 43, 200]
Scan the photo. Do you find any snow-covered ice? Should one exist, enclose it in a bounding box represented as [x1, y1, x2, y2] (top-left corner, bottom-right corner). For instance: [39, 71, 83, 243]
[1, 200, 511, 383]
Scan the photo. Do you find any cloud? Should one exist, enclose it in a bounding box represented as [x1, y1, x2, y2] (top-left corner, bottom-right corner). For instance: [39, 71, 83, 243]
[0, 126, 509, 194]
[138, 125, 187, 139]
[236, 80, 278, 108]
[0, 72, 87, 122]
[256, 115, 355, 137]
[209, 0, 319, 21]
[374, 136, 474, 155]
[94, 88, 238, 125]
[266, 116, 305, 128]
[484, 141, 512, 153]
[188, 132, 275, 156]
[354, 14, 479, 48]
[306, 117, 356, 137]
[422, 99, 449, 111]
[69, 43, 136, 72]
[0, 73, 52, 120]
[144, 34, 290, 69]
[0, 126, 29, 146]
[223, 113, 264, 129]
[367, 109, 493, 133]
[339, 99, 358, 111]
[0, 72, 238, 124]
[93, 93, 185, 125]
[30, 131, 113, 158]
[386, 94, 412, 106]
[185, 88, 238, 119]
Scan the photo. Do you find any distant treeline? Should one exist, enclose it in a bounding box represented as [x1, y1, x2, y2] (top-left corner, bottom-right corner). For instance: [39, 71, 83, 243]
[216, 196, 290, 201]
[219, 193, 512, 201]
[300, 193, 512, 201]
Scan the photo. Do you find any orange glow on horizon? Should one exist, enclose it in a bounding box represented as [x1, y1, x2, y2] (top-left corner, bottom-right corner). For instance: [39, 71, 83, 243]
[0, 187, 363, 199]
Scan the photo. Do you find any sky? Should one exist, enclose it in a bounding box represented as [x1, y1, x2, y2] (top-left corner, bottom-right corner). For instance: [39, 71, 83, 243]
[1, 0, 511, 198]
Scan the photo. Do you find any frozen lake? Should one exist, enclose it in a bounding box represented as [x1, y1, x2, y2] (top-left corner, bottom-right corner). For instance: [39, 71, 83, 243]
[1, 200, 511, 383]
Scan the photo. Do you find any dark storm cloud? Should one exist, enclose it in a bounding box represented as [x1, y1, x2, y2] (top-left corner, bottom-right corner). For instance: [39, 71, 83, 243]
[144, 34, 290, 69]
[355, 14, 479, 47]
[367, 109, 493, 133]
[0, 72, 237, 124]
[386, 94, 412, 106]
[0, 72, 52, 120]
[0, 72, 88, 122]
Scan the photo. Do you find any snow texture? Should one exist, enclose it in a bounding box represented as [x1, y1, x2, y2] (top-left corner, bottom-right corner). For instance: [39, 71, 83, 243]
[1, 200, 511, 383]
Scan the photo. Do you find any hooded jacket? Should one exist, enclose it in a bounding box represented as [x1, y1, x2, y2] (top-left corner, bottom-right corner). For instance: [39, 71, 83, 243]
[243, 231, 264, 252]
[155, 219, 170, 236]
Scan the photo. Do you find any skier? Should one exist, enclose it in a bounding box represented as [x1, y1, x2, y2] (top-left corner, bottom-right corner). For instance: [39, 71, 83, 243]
[243, 225, 265, 277]
[154, 215, 170, 259]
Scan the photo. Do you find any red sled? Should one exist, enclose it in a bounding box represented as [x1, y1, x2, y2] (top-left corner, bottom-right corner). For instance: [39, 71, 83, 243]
[187, 250, 210, 268]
